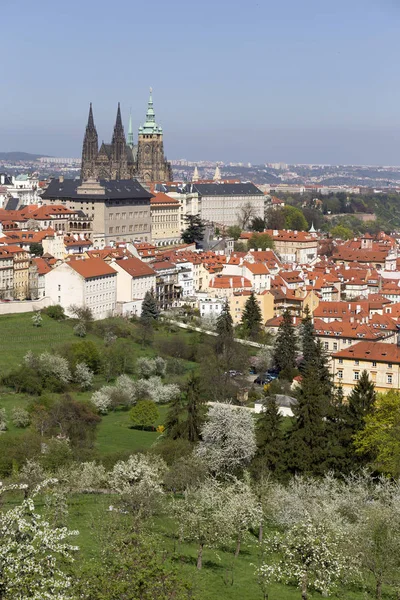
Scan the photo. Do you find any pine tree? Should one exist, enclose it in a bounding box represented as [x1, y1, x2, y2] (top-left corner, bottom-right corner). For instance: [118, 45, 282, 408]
[347, 370, 376, 430]
[165, 394, 185, 439]
[181, 214, 205, 244]
[286, 361, 328, 475]
[299, 305, 317, 370]
[215, 300, 234, 353]
[273, 309, 298, 379]
[241, 291, 263, 340]
[253, 395, 285, 477]
[181, 374, 206, 443]
[141, 290, 159, 322]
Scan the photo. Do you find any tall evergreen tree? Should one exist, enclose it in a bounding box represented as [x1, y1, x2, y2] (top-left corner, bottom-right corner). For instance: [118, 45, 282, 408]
[165, 394, 185, 440]
[346, 370, 376, 430]
[181, 374, 206, 443]
[215, 300, 234, 354]
[241, 291, 263, 340]
[140, 290, 159, 322]
[286, 360, 328, 475]
[299, 305, 317, 370]
[253, 395, 285, 478]
[273, 309, 297, 379]
[181, 214, 205, 244]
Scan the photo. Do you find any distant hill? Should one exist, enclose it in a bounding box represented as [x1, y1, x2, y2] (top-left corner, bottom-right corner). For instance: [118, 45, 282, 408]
[0, 152, 50, 161]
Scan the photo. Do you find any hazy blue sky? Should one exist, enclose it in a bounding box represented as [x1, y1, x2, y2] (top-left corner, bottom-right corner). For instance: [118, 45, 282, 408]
[2, 0, 400, 164]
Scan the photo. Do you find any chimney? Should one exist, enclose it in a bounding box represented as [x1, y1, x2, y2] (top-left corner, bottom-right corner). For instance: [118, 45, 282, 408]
[230, 278, 233, 288]
[241, 277, 244, 287]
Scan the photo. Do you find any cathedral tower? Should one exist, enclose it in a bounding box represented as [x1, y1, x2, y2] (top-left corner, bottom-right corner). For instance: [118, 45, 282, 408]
[110, 103, 129, 179]
[81, 103, 99, 180]
[136, 89, 173, 183]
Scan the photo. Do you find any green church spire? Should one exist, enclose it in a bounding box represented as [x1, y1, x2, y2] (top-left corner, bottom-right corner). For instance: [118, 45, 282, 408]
[139, 87, 163, 135]
[127, 110, 134, 149]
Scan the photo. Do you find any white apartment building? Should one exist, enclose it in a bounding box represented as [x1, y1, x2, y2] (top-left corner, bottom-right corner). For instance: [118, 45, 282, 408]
[5, 174, 41, 206]
[193, 182, 264, 227]
[110, 257, 156, 304]
[45, 258, 117, 319]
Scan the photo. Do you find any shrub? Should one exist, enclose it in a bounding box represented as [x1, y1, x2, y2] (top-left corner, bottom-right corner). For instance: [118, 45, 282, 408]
[74, 362, 94, 390]
[0, 408, 7, 431]
[63, 340, 101, 373]
[3, 367, 43, 395]
[44, 304, 65, 320]
[11, 407, 31, 428]
[130, 400, 159, 430]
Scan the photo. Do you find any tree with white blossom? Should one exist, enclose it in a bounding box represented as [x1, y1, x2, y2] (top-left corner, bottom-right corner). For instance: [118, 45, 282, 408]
[0, 408, 7, 432]
[174, 478, 234, 569]
[259, 518, 353, 600]
[109, 453, 167, 518]
[196, 403, 257, 476]
[223, 477, 262, 557]
[0, 481, 79, 599]
[74, 362, 94, 390]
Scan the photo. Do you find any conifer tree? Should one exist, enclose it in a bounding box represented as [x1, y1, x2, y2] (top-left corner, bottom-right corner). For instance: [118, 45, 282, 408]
[273, 309, 297, 379]
[165, 394, 185, 440]
[215, 300, 234, 354]
[181, 214, 205, 244]
[253, 395, 285, 477]
[181, 374, 206, 443]
[299, 305, 317, 370]
[286, 360, 328, 475]
[140, 290, 159, 322]
[241, 291, 263, 340]
[347, 370, 376, 430]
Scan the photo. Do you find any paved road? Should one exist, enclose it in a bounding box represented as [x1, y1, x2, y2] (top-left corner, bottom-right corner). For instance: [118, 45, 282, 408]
[164, 319, 270, 349]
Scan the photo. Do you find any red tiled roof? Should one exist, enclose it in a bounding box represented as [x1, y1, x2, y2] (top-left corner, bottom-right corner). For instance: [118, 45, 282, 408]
[333, 341, 400, 364]
[67, 258, 116, 279]
[114, 257, 156, 277]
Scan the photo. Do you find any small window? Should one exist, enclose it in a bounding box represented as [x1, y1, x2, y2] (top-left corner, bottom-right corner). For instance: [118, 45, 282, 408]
[372, 361, 377, 367]
[338, 370, 343, 379]
[58, 284, 61, 291]
[388, 363, 393, 369]
[333, 342, 338, 351]
[338, 358, 343, 365]
[354, 371, 360, 381]
[387, 374, 393, 384]
[355, 360, 359, 366]
[324, 342, 329, 350]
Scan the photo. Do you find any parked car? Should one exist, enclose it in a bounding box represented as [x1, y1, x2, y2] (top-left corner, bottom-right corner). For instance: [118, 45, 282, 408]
[254, 376, 271, 385]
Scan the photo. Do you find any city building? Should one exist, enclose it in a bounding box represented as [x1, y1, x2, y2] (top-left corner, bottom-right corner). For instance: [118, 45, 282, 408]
[81, 91, 172, 183]
[111, 256, 156, 304]
[332, 341, 400, 395]
[45, 258, 117, 319]
[150, 192, 180, 246]
[192, 182, 264, 227]
[41, 178, 152, 248]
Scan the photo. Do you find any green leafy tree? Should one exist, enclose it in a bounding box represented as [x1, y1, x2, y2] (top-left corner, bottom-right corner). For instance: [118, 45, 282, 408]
[248, 232, 274, 251]
[181, 214, 205, 244]
[30, 242, 44, 257]
[330, 224, 354, 240]
[273, 309, 297, 379]
[241, 291, 263, 340]
[283, 206, 308, 231]
[354, 390, 400, 476]
[140, 290, 159, 322]
[226, 225, 242, 240]
[130, 400, 159, 430]
[44, 304, 65, 320]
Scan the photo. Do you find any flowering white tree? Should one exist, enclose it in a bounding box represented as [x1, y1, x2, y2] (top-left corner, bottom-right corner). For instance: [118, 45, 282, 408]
[18, 459, 46, 497]
[31, 311, 43, 327]
[0, 481, 78, 599]
[174, 478, 234, 569]
[259, 519, 353, 600]
[196, 403, 257, 475]
[10, 407, 30, 428]
[223, 477, 262, 557]
[0, 408, 7, 432]
[24, 351, 71, 385]
[74, 362, 94, 390]
[136, 356, 166, 379]
[70, 461, 107, 493]
[109, 454, 166, 518]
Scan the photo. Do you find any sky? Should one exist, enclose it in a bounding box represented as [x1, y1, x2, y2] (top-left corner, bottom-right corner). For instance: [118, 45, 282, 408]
[2, 0, 400, 165]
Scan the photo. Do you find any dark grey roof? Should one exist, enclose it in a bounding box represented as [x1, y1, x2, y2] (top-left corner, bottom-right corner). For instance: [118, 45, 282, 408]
[191, 182, 263, 196]
[98, 143, 112, 158]
[4, 197, 19, 210]
[275, 394, 297, 408]
[42, 179, 153, 201]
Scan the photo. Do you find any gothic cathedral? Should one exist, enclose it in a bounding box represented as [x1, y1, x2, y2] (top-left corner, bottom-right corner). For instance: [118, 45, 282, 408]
[81, 91, 173, 183]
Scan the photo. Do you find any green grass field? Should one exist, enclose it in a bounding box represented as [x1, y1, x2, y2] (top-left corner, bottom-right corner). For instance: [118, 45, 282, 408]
[0, 313, 376, 599]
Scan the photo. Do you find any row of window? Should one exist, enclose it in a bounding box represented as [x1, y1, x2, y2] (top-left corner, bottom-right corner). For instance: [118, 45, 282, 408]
[337, 358, 393, 369]
[109, 211, 147, 220]
[337, 370, 393, 384]
[109, 224, 149, 234]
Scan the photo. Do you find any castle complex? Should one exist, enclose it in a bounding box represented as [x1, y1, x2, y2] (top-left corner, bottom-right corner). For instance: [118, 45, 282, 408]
[81, 90, 173, 184]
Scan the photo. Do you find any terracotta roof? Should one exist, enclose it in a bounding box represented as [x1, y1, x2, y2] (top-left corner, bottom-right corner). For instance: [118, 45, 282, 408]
[150, 192, 179, 205]
[67, 258, 116, 279]
[333, 341, 400, 364]
[209, 275, 252, 289]
[114, 257, 156, 277]
[243, 261, 270, 275]
[32, 257, 52, 275]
